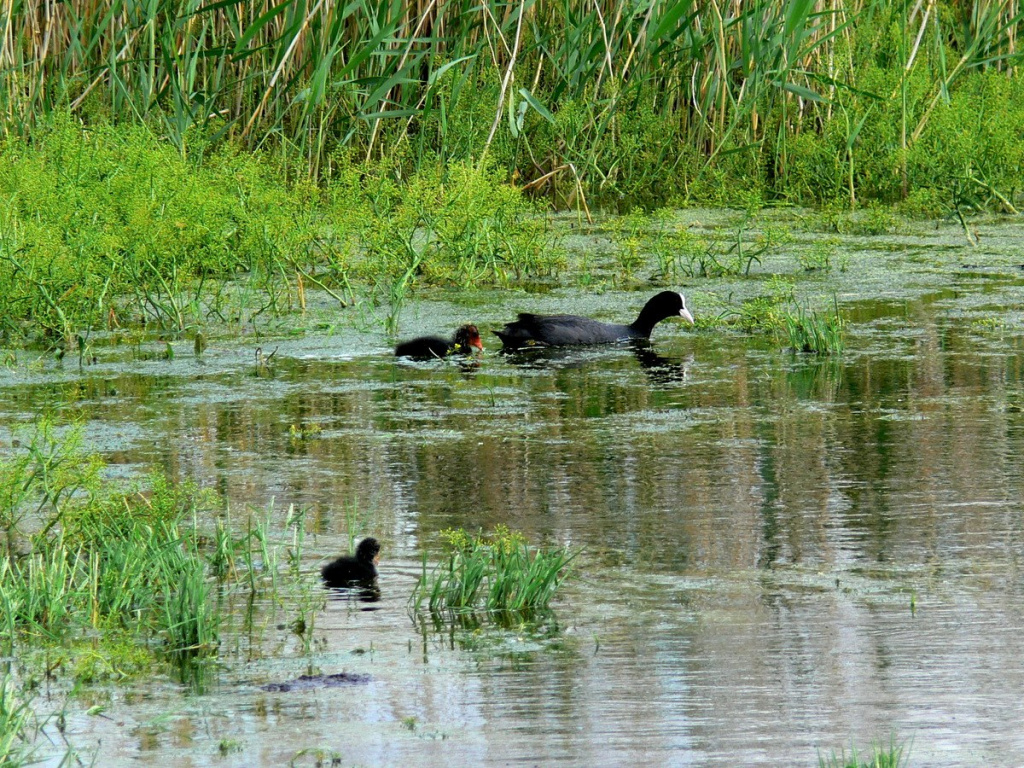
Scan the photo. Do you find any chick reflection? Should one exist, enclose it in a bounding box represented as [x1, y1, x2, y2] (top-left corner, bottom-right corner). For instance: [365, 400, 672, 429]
[321, 537, 382, 604]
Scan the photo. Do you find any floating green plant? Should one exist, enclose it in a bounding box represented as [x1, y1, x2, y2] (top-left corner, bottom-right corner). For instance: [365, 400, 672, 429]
[412, 525, 578, 616]
[797, 238, 841, 273]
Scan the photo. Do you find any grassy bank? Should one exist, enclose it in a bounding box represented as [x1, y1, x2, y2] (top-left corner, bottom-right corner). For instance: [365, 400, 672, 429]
[0, 120, 851, 351]
[0, 116, 564, 347]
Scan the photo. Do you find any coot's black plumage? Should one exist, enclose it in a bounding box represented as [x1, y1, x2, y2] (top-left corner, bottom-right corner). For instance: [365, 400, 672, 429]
[395, 324, 484, 359]
[494, 291, 694, 350]
[321, 537, 381, 587]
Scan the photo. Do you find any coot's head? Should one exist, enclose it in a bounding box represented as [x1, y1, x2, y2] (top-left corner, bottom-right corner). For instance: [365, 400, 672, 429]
[631, 291, 695, 337]
[649, 291, 694, 325]
[453, 324, 484, 353]
[356, 537, 381, 564]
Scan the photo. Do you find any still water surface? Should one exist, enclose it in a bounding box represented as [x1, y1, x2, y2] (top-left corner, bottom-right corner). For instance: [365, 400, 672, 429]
[5, 213, 1024, 765]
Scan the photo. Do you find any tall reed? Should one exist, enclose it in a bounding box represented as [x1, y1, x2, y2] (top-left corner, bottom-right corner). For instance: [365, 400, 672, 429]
[3, 0, 1020, 200]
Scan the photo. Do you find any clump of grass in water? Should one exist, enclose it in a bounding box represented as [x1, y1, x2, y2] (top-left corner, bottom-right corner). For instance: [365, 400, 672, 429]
[0, 417, 330, 753]
[818, 736, 910, 768]
[797, 238, 842, 273]
[412, 525, 577, 616]
[161, 560, 219, 661]
[0, 423, 226, 666]
[783, 299, 845, 355]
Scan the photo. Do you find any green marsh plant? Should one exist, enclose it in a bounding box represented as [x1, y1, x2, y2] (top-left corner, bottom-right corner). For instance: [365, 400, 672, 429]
[818, 735, 910, 768]
[161, 559, 219, 660]
[411, 525, 577, 618]
[0, 419, 331, 755]
[797, 239, 841, 273]
[2, 424, 254, 676]
[0, 674, 43, 767]
[783, 298, 845, 355]
[0, 119, 349, 348]
[610, 209, 652, 283]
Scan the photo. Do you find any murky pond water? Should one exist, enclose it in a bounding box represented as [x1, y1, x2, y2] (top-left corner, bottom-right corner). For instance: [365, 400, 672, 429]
[6, 211, 1024, 765]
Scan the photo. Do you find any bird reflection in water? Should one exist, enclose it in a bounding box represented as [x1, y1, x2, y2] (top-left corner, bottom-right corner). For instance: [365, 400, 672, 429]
[630, 343, 692, 384]
[498, 340, 692, 383]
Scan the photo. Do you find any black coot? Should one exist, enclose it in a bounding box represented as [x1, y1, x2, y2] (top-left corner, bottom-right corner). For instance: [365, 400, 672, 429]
[494, 291, 694, 350]
[395, 324, 484, 359]
[321, 537, 381, 587]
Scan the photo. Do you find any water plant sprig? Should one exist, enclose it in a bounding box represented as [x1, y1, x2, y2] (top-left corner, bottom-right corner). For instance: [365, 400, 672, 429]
[782, 297, 845, 355]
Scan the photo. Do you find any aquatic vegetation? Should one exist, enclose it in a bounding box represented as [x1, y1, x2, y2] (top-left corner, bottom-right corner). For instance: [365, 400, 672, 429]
[289, 747, 342, 765]
[692, 216, 794, 279]
[610, 209, 655, 283]
[412, 525, 577, 616]
[605, 209, 797, 282]
[161, 561, 219, 660]
[653, 227, 710, 284]
[0, 674, 48, 767]
[732, 296, 788, 336]
[2, 465, 220, 662]
[218, 739, 243, 756]
[798, 239, 841, 273]
[715, 275, 795, 335]
[0, 419, 102, 556]
[353, 160, 562, 332]
[0, 420, 344, 758]
[1, 1, 1022, 214]
[818, 736, 910, 768]
[0, 421, 310, 686]
[783, 300, 845, 355]
[0, 119, 342, 347]
[289, 423, 323, 441]
[0, 126, 562, 347]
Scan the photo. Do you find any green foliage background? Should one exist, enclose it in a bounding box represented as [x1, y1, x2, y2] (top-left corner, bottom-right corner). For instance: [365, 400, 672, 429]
[2, 1, 1024, 344]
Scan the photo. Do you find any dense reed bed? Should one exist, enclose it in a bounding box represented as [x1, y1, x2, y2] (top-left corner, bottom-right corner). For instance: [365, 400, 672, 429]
[2, 1, 1024, 206]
